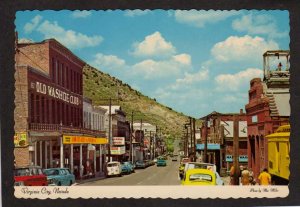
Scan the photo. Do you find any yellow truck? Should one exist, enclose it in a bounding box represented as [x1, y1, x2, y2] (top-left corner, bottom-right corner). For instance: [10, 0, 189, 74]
[266, 125, 290, 185]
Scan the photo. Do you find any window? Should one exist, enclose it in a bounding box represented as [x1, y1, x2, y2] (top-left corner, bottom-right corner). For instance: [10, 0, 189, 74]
[52, 57, 55, 82]
[56, 60, 59, 84]
[36, 95, 40, 123]
[30, 93, 35, 123]
[52, 100, 56, 124]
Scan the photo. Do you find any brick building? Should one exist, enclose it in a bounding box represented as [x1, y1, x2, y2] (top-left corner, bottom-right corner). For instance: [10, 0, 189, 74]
[245, 50, 290, 180]
[198, 111, 248, 174]
[14, 38, 107, 179]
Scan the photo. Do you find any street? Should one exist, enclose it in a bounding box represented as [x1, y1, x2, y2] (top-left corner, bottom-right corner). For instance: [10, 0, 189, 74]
[80, 159, 181, 186]
[79, 159, 230, 186]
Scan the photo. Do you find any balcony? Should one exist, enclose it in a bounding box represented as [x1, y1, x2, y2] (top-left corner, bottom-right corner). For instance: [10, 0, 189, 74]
[29, 123, 106, 137]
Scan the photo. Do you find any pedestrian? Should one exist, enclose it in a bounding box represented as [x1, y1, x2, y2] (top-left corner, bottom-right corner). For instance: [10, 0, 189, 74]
[229, 165, 235, 185]
[258, 168, 271, 185]
[241, 166, 250, 185]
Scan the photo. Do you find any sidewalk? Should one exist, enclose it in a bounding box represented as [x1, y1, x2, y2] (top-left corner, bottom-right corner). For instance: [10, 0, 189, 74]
[73, 174, 106, 185]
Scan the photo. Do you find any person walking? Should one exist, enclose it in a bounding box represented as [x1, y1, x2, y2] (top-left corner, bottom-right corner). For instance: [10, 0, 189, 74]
[258, 168, 271, 185]
[241, 166, 250, 185]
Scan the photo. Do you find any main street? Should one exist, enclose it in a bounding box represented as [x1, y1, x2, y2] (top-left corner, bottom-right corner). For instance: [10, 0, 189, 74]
[79, 159, 181, 186]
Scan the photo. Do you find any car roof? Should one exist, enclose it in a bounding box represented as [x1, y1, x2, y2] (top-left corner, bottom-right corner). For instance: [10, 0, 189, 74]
[15, 166, 42, 169]
[43, 168, 69, 170]
[186, 168, 215, 175]
[108, 161, 120, 164]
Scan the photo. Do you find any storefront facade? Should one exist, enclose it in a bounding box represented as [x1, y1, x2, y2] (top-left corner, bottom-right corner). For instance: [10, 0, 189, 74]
[14, 39, 108, 179]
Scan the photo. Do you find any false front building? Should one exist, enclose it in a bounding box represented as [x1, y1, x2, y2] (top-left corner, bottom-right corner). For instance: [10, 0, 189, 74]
[14, 38, 108, 179]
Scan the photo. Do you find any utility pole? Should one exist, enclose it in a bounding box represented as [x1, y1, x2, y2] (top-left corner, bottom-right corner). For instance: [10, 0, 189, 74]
[233, 115, 240, 185]
[203, 116, 208, 163]
[149, 131, 152, 160]
[189, 117, 192, 159]
[108, 98, 112, 162]
[130, 111, 133, 162]
[193, 118, 196, 162]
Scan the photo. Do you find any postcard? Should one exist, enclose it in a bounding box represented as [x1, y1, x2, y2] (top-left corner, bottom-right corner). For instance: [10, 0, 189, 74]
[1, 3, 299, 205]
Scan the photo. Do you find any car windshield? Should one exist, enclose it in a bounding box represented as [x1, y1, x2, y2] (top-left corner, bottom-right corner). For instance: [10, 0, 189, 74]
[189, 173, 212, 181]
[108, 163, 118, 167]
[14, 168, 43, 176]
[43, 169, 59, 176]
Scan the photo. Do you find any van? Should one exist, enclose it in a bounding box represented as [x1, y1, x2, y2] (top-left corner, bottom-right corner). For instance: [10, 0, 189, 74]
[106, 162, 122, 177]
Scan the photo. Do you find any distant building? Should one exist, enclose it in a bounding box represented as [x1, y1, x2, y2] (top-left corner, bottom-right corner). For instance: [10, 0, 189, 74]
[198, 111, 248, 174]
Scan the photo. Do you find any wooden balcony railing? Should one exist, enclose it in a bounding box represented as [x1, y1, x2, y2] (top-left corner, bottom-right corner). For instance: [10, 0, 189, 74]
[29, 123, 106, 137]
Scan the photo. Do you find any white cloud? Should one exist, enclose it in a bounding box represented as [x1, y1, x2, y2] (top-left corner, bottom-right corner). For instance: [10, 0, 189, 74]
[91, 53, 126, 70]
[211, 35, 279, 63]
[173, 54, 191, 65]
[215, 68, 263, 91]
[232, 14, 288, 39]
[36, 20, 103, 49]
[170, 69, 209, 90]
[24, 15, 43, 34]
[131, 31, 176, 58]
[131, 56, 191, 80]
[174, 10, 241, 28]
[124, 10, 150, 17]
[72, 10, 92, 18]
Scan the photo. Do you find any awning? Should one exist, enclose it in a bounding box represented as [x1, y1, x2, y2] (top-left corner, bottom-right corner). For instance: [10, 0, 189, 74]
[196, 144, 220, 150]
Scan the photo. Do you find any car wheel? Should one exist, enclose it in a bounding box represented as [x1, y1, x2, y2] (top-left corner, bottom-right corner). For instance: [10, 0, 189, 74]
[70, 180, 73, 186]
[58, 182, 61, 186]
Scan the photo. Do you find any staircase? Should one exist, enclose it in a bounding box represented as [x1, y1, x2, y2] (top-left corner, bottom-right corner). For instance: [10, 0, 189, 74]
[266, 92, 279, 116]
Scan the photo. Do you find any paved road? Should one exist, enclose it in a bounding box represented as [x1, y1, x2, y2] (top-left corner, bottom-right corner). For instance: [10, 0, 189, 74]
[80, 159, 181, 186]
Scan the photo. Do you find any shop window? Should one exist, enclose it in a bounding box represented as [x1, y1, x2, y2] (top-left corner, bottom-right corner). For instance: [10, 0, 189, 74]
[52, 57, 55, 82]
[30, 93, 35, 123]
[41, 97, 44, 123]
[56, 60, 59, 84]
[52, 100, 56, 124]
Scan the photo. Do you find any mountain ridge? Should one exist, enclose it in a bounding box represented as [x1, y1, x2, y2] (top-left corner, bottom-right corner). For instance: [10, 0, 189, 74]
[83, 64, 190, 139]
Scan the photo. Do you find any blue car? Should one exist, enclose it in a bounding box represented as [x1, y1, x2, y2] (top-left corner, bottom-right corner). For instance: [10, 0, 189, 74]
[135, 160, 146, 169]
[43, 168, 75, 186]
[122, 162, 135, 173]
[121, 163, 132, 175]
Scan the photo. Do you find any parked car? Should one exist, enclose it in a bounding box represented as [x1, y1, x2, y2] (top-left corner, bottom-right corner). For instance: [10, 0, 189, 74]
[183, 162, 217, 179]
[172, 156, 178, 161]
[106, 162, 122, 177]
[121, 163, 132, 175]
[181, 169, 216, 186]
[14, 166, 48, 186]
[156, 159, 167, 167]
[180, 157, 190, 164]
[43, 168, 75, 186]
[122, 161, 135, 173]
[135, 160, 146, 169]
[153, 158, 158, 163]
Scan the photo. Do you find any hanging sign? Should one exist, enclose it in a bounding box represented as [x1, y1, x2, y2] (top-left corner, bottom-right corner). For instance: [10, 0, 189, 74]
[63, 135, 108, 144]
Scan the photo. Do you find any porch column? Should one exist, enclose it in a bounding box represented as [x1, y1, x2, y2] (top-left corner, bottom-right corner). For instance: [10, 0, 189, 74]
[60, 136, 64, 168]
[80, 144, 83, 178]
[70, 144, 74, 173]
[39, 141, 43, 167]
[49, 140, 53, 168]
[94, 145, 96, 175]
[99, 145, 102, 173]
[45, 141, 48, 168]
[34, 142, 37, 166]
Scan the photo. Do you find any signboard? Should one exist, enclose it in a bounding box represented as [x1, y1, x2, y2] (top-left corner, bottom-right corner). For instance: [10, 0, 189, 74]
[110, 146, 125, 155]
[63, 135, 108, 144]
[112, 137, 125, 145]
[32, 81, 80, 105]
[252, 115, 258, 123]
[14, 133, 28, 147]
[225, 155, 248, 162]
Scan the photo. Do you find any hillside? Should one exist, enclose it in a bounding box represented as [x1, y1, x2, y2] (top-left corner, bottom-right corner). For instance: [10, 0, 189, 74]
[83, 65, 190, 140]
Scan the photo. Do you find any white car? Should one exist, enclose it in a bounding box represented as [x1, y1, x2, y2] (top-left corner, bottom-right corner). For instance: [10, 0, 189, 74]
[107, 162, 122, 177]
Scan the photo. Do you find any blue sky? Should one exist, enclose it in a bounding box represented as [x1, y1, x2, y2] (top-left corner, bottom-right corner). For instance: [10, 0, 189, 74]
[16, 10, 290, 118]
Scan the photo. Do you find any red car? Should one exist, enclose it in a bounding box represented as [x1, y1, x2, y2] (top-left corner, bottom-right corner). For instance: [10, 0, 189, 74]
[14, 166, 48, 186]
